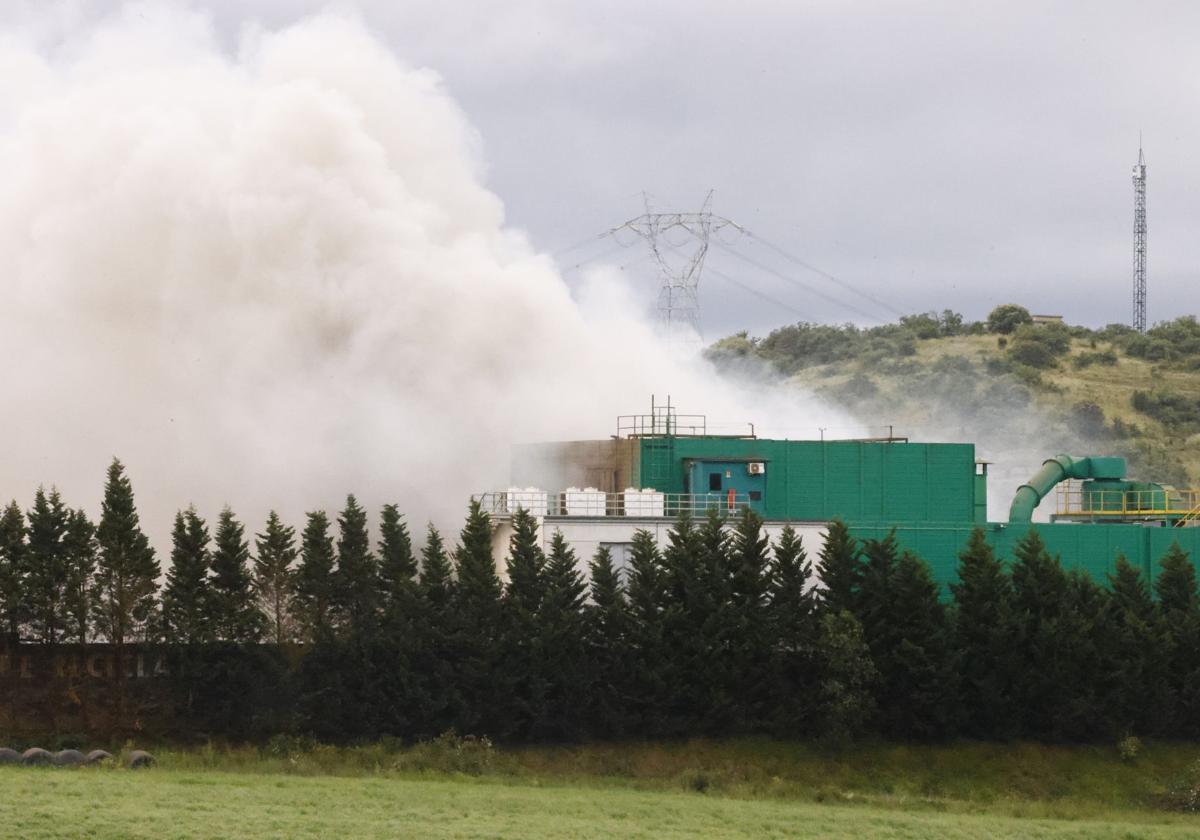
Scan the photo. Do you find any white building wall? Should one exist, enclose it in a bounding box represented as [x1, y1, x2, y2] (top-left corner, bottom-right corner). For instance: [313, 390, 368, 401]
[490, 516, 830, 584]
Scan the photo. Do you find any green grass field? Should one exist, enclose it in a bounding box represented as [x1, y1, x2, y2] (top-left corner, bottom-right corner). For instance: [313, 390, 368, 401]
[3, 767, 1200, 839]
[2, 739, 1199, 838]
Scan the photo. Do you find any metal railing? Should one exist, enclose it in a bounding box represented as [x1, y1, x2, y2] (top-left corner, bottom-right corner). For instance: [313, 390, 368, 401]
[1179, 503, 1200, 527]
[473, 490, 755, 519]
[1055, 482, 1200, 519]
[616, 413, 709, 438]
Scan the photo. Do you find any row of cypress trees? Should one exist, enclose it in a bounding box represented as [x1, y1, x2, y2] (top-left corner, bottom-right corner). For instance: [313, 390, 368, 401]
[2, 458, 1199, 743]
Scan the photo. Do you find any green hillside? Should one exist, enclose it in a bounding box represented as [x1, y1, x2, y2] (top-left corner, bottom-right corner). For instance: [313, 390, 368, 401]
[708, 308, 1200, 492]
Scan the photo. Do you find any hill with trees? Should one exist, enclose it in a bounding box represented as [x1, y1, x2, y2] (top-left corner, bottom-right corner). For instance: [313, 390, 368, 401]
[707, 307, 1200, 490]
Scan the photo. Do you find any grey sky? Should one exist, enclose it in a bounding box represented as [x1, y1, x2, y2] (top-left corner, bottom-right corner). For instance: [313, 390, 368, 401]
[13, 1, 1198, 339]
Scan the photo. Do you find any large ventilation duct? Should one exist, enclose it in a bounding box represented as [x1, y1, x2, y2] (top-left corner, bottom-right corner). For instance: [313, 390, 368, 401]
[1008, 455, 1127, 523]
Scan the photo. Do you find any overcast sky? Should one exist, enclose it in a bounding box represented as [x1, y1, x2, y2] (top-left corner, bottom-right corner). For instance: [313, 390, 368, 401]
[10, 1, 1198, 340]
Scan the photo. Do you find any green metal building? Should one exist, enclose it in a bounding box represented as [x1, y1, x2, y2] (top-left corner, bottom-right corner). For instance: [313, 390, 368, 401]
[618, 410, 1200, 587]
[496, 405, 1200, 590]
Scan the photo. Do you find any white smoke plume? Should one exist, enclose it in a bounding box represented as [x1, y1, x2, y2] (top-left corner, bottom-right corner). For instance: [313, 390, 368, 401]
[0, 5, 857, 547]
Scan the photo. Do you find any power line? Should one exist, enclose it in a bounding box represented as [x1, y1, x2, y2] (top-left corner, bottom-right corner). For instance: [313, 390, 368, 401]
[551, 232, 610, 259]
[703, 264, 810, 320]
[709, 239, 886, 323]
[736, 229, 905, 318]
[558, 240, 629, 274]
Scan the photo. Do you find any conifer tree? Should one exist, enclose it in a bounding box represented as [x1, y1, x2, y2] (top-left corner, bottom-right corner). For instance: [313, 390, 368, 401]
[416, 523, 458, 733]
[504, 508, 547, 616]
[1155, 542, 1196, 614]
[1054, 569, 1109, 739]
[625, 527, 667, 734]
[501, 508, 549, 738]
[855, 533, 958, 737]
[1155, 543, 1200, 737]
[455, 500, 502, 614]
[539, 530, 588, 739]
[209, 507, 263, 643]
[815, 609, 877, 742]
[659, 511, 721, 733]
[0, 501, 27, 644]
[255, 511, 297, 645]
[161, 508, 212, 644]
[855, 531, 899, 653]
[728, 507, 772, 730]
[768, 525, 819, 734]
[817, 518, 861, 615]
[334, 495, 378, 635]
[418, 524, 453, 607]
[452, 500, 503, 733]
[25, 487, 69, 643]
[878, 550, 959, 738]
[585, 545, 630, 736]
[377, 504, 417, 628]
[294, 511, 337, 642]
[1008, 528, 1074, 738]
[94, 459, 160, 648]
[951, 527, 1018, 738]
[62, 508, 97, 645]
[1105, 555, 1167, 735]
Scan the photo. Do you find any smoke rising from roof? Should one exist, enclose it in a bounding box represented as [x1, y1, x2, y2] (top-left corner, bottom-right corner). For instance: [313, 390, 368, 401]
[0, 5, 856, 545]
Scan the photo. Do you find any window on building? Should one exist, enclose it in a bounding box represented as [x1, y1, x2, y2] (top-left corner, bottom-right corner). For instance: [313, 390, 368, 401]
[709, 472, 722, 491]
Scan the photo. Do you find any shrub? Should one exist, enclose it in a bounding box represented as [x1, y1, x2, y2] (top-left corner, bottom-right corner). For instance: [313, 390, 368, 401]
[395, 730, 495, 775]
[1072, 349, 1118, 369]
[986, 304, 1033, 335]
[1131, 390, 1200, 432]
[1117, 734, 1142, 764]
[1162, 759, 1200, 811]
[1069, 402, 1108, 440]
[900, 312, 941, 340]
[1008, 340, 1057, 369]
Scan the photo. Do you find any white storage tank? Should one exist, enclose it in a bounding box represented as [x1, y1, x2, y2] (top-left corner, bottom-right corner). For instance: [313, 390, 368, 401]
[505, 487, 548, 517]
[564, 487, 608, 516]
[623, 487, 665, 517]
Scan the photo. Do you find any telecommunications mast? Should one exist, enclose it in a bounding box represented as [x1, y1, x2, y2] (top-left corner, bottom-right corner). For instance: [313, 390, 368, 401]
[1132, 141, 1147, 333]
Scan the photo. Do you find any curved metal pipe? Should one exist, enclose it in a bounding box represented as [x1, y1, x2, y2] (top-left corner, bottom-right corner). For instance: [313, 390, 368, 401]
[1009, 455, 1091, 523]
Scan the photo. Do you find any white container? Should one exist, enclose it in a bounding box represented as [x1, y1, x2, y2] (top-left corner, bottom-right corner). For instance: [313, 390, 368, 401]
[505, 487, 548, 517]
[564, 487, 607, 516]
[623, 488, 665, 517]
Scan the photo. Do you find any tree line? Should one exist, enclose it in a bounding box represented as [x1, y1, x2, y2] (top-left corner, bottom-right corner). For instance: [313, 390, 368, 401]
[1, 458, 1198, 744]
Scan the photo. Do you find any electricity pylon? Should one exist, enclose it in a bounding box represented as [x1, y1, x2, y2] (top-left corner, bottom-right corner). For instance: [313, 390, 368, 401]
[612, 192, 742, 347]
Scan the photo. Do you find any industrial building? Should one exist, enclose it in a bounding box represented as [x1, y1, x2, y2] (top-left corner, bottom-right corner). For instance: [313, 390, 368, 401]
[475, 402, 1200, 586]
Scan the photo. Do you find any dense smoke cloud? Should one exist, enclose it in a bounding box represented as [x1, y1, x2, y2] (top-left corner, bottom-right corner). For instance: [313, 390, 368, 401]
[0, 5, 856, 546]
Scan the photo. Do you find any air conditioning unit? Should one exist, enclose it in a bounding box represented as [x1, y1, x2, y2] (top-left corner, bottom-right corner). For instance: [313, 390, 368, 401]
[747, 462, 766, 475]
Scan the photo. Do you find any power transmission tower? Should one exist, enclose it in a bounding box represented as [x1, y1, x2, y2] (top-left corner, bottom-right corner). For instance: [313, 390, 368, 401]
[1132, 141, 1147, 333]
[611, 192, 742, 346]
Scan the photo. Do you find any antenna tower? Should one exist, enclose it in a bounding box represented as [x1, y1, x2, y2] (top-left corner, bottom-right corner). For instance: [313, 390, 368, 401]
[612, 192, 742, 345]
[1132, 141, 1147, 333]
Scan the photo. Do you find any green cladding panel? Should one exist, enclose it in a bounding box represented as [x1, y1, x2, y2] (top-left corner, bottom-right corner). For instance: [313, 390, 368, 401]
[638, 438, 978, 524]
[850, 522, 1200, 595]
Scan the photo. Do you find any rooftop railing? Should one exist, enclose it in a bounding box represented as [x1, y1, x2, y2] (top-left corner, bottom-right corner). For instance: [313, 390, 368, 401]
[473, 490, 756, 519]
[1054, 482, 1200, 520]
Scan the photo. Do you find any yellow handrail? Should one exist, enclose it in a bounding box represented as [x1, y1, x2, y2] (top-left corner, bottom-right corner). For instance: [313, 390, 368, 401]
[1055, 482, 1200, 518]
[1180, 503, 1200, 527]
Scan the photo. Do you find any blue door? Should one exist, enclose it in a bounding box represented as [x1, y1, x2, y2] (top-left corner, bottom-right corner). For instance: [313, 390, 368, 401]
[687, 460, 767, 514]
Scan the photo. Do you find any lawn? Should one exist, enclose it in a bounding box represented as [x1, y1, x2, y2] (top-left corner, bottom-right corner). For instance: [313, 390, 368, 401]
[2, 759, 1199, 840]
[3, 738, 1199, 838]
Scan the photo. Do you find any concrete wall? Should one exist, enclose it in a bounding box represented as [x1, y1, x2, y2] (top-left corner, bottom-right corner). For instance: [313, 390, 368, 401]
[490, 515, 829, 583]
